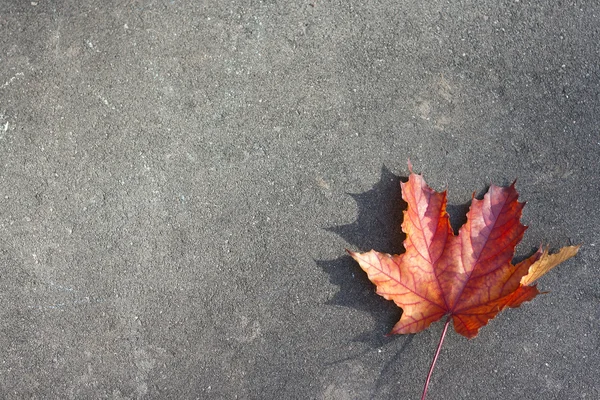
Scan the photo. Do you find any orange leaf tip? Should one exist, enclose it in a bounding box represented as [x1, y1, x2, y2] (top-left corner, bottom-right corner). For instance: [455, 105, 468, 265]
[520, 245, 581, 286]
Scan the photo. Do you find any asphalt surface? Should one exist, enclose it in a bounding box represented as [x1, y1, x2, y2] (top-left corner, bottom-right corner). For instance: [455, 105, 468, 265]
[1, 1, 598, 399]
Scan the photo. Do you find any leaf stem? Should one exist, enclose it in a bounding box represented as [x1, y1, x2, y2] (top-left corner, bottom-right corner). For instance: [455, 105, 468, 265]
[421, 315, 452, 400]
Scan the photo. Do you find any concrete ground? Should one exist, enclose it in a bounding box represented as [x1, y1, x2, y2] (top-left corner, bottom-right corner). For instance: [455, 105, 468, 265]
[1, 1, 598, 399]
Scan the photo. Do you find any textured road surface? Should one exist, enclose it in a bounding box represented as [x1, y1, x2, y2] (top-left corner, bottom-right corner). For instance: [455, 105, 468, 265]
[1, 1, 598, 399]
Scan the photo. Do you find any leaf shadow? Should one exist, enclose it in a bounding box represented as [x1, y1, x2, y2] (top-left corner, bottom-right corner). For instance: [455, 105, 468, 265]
[327, 166, 407, 255]
[318, 166, 407, 348]
[316, 256, 401, 347]
[447, 202, 470, 235]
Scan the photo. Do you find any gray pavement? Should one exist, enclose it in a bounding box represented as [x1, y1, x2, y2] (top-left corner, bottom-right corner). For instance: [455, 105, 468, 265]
[1, 1, 599, 399]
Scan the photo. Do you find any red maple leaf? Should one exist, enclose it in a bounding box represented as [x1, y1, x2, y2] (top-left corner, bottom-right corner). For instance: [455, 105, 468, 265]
[348, 163, 579, 399]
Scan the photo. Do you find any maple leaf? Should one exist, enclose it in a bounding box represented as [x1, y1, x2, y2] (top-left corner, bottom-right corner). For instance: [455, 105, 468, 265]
[347, 163, 579, 399]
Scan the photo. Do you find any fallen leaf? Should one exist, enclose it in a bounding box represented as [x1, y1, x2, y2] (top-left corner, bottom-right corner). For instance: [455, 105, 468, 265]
[348, 164, 580, 399]
[348, 164, 579, 339]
